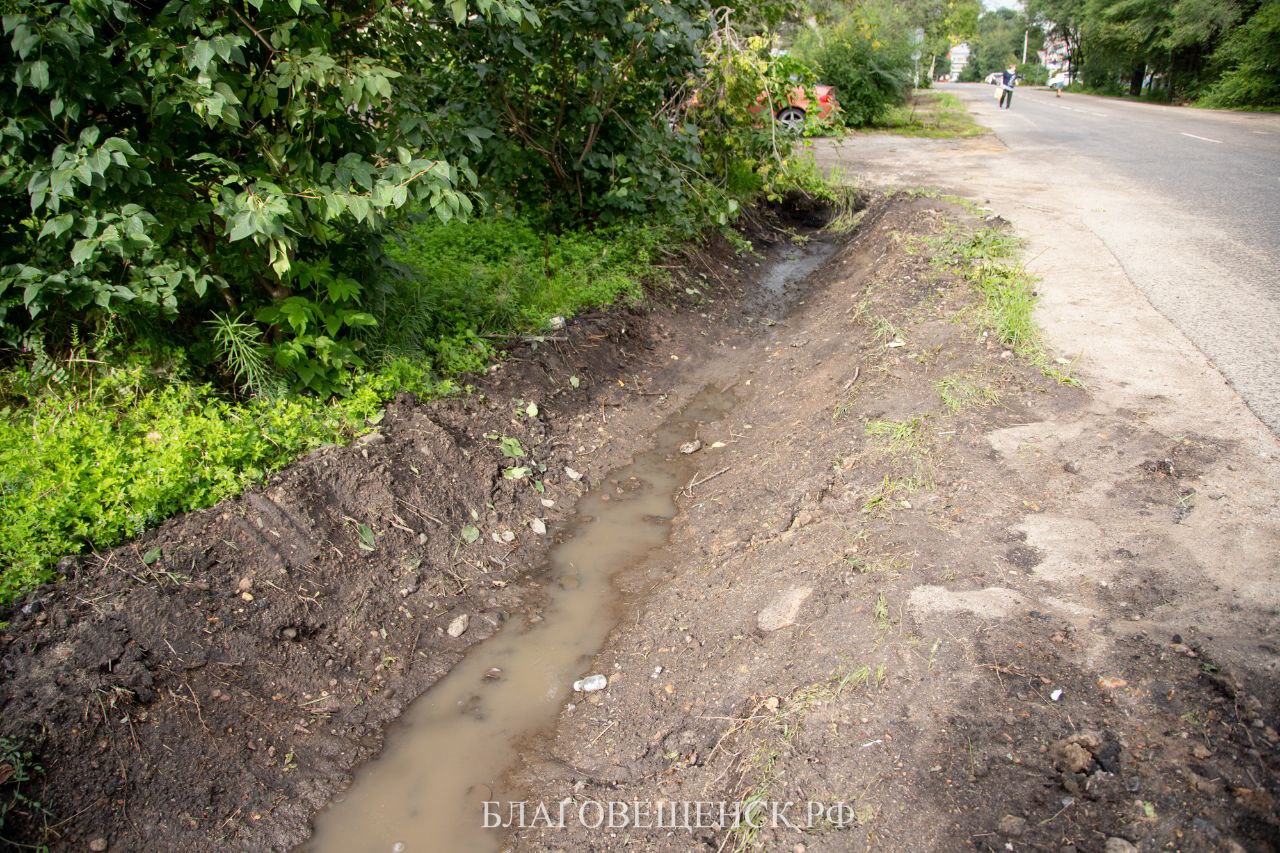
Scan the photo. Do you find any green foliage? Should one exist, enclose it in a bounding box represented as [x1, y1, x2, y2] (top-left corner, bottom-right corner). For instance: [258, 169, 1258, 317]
[373, 214, 665, 370]
[962, 8, 1045, 81]
[869, 91, 987, 137]
[1202, 1, 1280, 109]
[439, 0, 712, 225]
[793, 2, 916, 127]
[1029, 0, 1274, 105]
[0, 0, 541, 391]
[0, 344, 453, 604]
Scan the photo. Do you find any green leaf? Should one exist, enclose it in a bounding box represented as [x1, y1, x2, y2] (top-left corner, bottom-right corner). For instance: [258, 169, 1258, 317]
[38, 214, 74, 241]
[357, 523, 376, 551]
[70, 239, 95, 265]
[450, 0, 467, 24]
[142, 546, 162, 565]
[460, 523, 480, 544]
[29, 60, 49, 90]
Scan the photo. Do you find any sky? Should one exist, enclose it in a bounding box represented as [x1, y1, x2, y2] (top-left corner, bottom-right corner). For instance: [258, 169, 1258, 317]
[983, 0, 1023, 8]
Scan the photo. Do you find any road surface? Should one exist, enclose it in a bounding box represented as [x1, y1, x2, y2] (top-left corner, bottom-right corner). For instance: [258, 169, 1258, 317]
[819, 84, 1280, 434]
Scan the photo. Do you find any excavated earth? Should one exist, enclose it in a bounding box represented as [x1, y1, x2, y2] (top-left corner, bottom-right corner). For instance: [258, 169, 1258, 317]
[3, 194, 1278, 852]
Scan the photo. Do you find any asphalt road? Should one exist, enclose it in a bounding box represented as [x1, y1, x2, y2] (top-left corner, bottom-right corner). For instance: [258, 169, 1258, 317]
[943, 83, 1280, 433]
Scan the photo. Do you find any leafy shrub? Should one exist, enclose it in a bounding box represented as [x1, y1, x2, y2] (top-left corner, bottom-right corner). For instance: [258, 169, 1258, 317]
[793, 2, 915, 127]
[0, 349, 454, 603]
[1202, 1, 1280, 109]
[371, 215, 666, 364]
[0, 206, 688, 604]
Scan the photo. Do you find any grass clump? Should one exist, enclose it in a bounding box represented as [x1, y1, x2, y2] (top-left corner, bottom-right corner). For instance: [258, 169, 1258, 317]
[942, 228, 1077, 384]
[867, 91, 988, 139]
[935, 374, 999, 411]
[864, 416, 929, 455]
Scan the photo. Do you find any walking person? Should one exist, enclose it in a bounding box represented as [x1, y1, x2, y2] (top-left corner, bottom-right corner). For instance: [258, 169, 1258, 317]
[998, 64, 1017, 108]
[999, 64, 1017, 109]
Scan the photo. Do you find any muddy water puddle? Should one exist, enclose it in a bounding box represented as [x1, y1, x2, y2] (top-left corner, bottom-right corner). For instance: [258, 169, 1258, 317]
[305, 385, 738, 853]
[752, 234, 840, 313]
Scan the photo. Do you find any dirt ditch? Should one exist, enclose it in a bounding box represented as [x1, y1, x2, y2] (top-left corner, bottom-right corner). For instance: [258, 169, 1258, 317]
[3, 194, 1278, 852]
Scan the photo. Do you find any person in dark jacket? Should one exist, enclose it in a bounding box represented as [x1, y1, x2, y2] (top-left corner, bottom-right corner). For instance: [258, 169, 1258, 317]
[999, 64, 1017, 109]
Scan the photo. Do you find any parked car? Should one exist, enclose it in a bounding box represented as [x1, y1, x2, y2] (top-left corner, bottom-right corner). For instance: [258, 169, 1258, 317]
[985, 72, 1001, 85]
[771, 84, 838, 132]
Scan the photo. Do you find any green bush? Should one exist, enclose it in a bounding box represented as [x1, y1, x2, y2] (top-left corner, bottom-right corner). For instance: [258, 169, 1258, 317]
[1017, 63, 1050, 86]
[0, 207, 691, 604]
[372, 216, 666, 364]
[1202, 1, 1280, 109]
[0, 351, 452, 603]
[793, 3, 915, 127]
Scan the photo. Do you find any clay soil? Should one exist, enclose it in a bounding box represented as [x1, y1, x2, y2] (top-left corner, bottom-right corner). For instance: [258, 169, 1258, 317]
[3, 195, 1278, 852]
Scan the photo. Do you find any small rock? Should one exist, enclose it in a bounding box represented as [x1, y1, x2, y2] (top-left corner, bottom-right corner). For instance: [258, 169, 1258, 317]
[679, 439, 702, 455]
[541, 498, 555, 508]
[573, 674, 607, 692]
[446, 614, 470, 638]
[1104, 839, 1137, 853]
[756, 586, 813, 632]
[280, 627, 298, 641]
[1097, 676, 1127, 690]
[1192, 743, 1213, 759]
[565, 466, 583, 481]
[1063, 460, 1081, 474]
[1233, 787, 1274, 814]
[1050, 739, 1094, 774]
[484, 667, 503, 680]
[1050, 688, 1063, 701]
[549, 315, 566, 331]
[417, 532, 428, 545]
[763, 696, 780, 712]
[89, 840, 108, 853]
[998, 815, 1027, 837]
[529, 518, 547, 535]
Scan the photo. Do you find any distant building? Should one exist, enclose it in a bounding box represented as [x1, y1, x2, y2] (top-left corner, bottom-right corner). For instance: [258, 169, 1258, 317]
[947, 43, 971, 80]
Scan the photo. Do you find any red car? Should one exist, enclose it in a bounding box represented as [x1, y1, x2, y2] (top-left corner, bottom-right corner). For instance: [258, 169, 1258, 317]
[773, 84, 838, 132]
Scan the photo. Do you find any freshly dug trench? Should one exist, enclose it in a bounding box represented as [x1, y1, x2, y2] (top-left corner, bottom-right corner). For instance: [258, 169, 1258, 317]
[0, 216, 834, 851]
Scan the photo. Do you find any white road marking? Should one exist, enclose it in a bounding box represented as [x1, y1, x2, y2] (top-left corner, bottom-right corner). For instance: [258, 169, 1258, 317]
[1180, 132, 1223, 144]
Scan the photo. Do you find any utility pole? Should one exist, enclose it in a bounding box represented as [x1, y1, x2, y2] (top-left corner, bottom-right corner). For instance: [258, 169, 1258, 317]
[1022, 29, 1029, 64]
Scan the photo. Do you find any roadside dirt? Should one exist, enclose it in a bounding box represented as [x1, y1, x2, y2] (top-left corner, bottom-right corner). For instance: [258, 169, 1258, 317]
[0, 213, 806, 851]
[4, 192, 1278, 852]
[505, 197, 1280, 851]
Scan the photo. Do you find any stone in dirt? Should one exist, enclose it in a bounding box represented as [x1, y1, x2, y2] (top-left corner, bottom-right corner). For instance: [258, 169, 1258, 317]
[88, 839, 108, 852]
[1104, 839, 1138, 853]
[679, 439, 702, 454]
[1049, 732, 1101, 774]
[573, 674, 607, 692]
[446, 613, 469, 638]
[997, 814, 1027, 836]
[757, 586, 812, 632]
